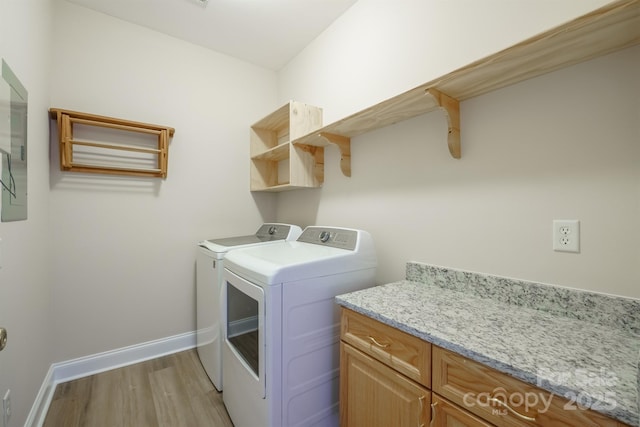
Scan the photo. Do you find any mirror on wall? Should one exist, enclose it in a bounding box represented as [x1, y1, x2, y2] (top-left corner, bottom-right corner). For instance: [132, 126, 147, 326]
[0, 59, 28, 222]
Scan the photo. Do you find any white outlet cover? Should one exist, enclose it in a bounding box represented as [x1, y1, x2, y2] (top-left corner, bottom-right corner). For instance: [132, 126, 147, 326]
[553, 220, 580, 253]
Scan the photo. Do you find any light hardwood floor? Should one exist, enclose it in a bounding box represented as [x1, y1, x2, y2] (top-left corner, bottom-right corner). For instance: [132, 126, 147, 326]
[43, 349, 234, 427]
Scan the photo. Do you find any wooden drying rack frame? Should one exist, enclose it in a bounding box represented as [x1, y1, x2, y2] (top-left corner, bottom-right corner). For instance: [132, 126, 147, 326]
[49, 108, 175, 178]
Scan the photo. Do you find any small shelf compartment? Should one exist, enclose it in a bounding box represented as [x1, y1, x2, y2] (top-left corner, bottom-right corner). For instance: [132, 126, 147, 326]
[250, 101, 323, 192]
[49, 108, 175, 178]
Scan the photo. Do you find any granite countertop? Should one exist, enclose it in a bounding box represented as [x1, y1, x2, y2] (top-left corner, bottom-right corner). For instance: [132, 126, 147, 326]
[336, 263, 640, 426]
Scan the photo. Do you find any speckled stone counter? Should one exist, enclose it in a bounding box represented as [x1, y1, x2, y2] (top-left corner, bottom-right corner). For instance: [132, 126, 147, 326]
[336, 262, 640, 426]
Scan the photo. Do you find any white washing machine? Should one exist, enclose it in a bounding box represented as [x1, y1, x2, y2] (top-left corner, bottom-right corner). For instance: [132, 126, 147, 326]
[222, 226, 377, 427]
[196, 223, 302, 391]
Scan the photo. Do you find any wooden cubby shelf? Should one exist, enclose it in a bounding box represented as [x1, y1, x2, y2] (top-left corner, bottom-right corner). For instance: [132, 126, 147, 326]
[250, 101, 324, 192]
[49, 108, 175, 178]
[291, 0, 639, 171]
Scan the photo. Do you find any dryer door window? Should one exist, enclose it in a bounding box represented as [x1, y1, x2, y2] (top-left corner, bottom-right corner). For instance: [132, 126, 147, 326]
[226, 278, 263, 381]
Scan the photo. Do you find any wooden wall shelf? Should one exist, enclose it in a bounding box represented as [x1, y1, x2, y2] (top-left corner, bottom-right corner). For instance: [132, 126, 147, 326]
[293, 0, 639, 165]
[49, 108, 175, 178]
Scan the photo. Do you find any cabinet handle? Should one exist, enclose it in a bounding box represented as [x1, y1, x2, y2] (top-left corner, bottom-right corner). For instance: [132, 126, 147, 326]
[429, 401, 437, 427]
[489, 397, 536, 422]
[418, 395, 426, 427]
[368, 336, 389, 348]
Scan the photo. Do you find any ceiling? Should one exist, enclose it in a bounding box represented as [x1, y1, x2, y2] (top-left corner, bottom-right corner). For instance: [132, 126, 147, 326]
[67, 0, 358, 71]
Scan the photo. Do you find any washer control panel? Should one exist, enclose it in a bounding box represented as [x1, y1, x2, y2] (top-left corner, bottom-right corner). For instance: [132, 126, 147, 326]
[297, 227, 358, 250]
[255, 223, 295, 240]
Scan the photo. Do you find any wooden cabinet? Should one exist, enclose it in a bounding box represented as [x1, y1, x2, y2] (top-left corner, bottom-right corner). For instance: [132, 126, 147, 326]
[250, 101, 323, 192]
[432, 346, 627, 427]
[339, 308, 631, 427]
[340, 308, 431, 426]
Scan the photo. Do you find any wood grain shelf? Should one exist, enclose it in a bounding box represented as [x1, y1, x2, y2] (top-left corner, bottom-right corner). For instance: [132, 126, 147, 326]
[250, 143, 289, 162]
[49, 108, 175, 179]
[293, 0, 640, 172]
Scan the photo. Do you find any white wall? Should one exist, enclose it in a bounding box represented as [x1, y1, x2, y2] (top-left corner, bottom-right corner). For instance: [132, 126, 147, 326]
[0, 0, 54, 423]
[276, 0, 640, 299]
[48, 1, 278, 361]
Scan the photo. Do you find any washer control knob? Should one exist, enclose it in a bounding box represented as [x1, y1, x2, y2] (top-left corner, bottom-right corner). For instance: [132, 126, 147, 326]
[268, 226, 277, 235]
[319, 231, 331, 243]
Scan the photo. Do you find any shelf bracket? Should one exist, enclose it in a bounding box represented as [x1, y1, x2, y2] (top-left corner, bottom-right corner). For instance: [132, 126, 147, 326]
[318, 132, 351, 177]
[426, 88, 461, 159]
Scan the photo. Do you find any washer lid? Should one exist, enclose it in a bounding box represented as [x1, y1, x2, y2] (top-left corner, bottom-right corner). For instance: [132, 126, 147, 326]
[197, 223, 302, 254]
[224, 227, 377, 284]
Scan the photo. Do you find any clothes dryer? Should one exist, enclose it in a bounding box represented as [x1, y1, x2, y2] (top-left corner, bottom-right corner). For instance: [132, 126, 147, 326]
[196, 223, 301, 391]
[222, 226, 377, 427]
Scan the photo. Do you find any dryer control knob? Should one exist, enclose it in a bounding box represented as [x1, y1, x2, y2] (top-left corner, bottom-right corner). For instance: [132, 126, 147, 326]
[319, 231, 331, 243]
[268, 226, 277, 234]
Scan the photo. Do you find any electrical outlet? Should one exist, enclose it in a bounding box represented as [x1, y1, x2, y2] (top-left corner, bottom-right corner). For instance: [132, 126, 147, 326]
[553, 220, 580, 253]
[3, 389, 11, 427]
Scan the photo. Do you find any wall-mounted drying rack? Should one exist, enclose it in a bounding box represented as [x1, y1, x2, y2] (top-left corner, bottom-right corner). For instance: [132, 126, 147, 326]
[49, 108, 175, 178]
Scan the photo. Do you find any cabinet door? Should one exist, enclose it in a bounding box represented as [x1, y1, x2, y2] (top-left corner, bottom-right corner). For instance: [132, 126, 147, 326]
[431, 394, 493, 427]
[340, 342, 430, 427]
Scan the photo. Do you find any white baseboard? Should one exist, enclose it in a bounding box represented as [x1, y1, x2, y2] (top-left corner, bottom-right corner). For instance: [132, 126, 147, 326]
[227, 315, 258, 338]
[25, 331, 196, 427]
[24, 366, 55, 427]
